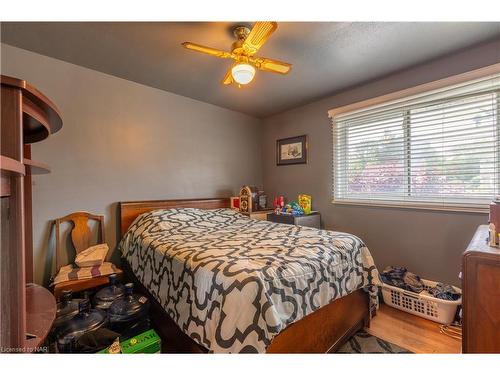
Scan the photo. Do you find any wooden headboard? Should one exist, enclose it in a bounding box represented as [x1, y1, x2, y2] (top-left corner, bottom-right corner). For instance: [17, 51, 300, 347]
[119, 198, 230, 236]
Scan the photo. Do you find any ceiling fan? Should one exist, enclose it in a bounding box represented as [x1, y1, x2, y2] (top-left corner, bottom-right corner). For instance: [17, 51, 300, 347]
[182, 22, 292, 87]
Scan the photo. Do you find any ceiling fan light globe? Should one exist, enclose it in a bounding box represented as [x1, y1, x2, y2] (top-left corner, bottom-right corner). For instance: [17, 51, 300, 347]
[231, 63, 255, 85]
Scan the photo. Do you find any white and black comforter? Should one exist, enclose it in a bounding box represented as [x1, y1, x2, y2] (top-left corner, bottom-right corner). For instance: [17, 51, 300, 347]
[119, 208, 380, 353]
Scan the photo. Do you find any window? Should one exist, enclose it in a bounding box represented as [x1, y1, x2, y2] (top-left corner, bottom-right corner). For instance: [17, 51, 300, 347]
[332, 73, 500, 211]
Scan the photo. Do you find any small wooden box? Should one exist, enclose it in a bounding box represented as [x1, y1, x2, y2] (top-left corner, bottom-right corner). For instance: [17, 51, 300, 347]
[239, 186, 258, 213]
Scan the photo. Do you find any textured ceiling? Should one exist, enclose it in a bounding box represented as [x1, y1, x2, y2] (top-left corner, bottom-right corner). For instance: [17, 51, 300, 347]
[1, 22, 499, 118]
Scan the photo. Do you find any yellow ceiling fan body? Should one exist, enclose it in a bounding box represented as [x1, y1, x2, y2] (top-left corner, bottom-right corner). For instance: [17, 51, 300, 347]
[182, 22, 292, 87]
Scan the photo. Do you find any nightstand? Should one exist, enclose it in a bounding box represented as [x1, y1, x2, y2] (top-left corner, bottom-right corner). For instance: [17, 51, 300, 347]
[267, 212, 321, 229]
[240, 209, 274, 221]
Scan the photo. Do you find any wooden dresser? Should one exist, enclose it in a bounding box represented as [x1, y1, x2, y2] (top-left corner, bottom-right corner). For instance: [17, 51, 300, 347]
[1, 75, 62, 351]
[462, 225, 500, 353]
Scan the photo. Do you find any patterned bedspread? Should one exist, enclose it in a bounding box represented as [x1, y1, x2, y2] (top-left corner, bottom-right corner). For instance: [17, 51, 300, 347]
[119, 208, 380, 353]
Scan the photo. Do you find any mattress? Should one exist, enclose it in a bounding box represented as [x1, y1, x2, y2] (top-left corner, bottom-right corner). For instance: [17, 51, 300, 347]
[119, 208, 380, 353]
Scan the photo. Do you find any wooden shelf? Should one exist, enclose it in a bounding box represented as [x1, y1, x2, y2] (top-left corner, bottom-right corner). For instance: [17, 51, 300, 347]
[1, 156, 26, 197]
[23, 106, 50, 143]
[24, 284, 56, 350]
[1, 75, 63, 144]
[0, 155, 26, 176]
[24, 158, 51, 175]
[1, 74, 62, 351]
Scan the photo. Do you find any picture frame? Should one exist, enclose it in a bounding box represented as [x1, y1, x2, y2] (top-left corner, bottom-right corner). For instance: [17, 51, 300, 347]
[276, 135, 308, 165]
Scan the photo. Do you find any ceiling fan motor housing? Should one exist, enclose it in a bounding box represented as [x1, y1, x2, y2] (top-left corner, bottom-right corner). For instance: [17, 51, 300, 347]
[233, 26, 250, 40]
[231, 26, 251, 53]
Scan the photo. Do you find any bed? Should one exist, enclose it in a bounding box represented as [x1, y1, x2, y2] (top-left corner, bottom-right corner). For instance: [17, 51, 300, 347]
[118, 198, 380, 353]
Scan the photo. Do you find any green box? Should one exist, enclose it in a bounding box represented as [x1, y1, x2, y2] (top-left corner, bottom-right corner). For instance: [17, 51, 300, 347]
[98, 329, 161, 354]
[121, 329, 161, 354]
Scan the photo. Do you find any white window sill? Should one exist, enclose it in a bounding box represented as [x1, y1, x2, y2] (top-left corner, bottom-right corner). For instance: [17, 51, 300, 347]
[331, 199, 489, 214]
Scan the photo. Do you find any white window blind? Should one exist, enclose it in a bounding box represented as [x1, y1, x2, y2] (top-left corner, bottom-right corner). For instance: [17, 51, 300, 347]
[332, 73, 500, 210]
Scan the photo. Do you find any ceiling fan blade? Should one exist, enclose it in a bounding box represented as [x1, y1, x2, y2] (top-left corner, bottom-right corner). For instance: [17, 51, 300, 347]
[242, 22, 278, 55]
[182, 42, 233, 59]
[222, 68, 234, 85]
[251, 57, 292, 74]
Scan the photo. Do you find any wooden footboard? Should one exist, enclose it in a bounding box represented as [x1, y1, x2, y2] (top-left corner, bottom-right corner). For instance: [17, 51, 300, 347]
[267, 289, 369, 353]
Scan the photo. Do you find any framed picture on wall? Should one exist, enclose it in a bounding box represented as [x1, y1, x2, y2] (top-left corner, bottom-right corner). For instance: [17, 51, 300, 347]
[276, 135, 308, 165]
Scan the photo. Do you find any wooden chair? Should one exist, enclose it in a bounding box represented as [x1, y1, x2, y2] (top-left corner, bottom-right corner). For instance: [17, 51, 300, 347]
[52, 211, 122, 299]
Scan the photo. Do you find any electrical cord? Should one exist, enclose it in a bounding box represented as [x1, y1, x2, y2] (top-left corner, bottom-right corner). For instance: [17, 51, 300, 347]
[439, 323, 462, 340]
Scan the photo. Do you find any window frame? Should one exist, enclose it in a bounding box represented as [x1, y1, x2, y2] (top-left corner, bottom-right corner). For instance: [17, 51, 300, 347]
[329, 64, 500, 213]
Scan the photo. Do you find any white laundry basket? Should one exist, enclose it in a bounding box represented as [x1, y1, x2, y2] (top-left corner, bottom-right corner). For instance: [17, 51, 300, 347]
[381, 278, 461, 324]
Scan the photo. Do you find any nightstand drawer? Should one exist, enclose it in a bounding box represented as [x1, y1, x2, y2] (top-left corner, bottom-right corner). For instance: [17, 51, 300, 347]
[267, 212, 320, 229]
[241, 209, 274, 221]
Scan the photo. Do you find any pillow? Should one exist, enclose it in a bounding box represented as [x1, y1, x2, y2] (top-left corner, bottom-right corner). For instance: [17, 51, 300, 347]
[75, 243, 109, 267]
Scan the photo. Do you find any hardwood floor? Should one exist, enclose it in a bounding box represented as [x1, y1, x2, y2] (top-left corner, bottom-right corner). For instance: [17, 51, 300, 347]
[367, 303, 462, 353]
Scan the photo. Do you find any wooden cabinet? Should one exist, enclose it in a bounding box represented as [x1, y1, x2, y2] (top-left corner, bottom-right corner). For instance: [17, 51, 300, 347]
[1, 75, 62, 351]
[267, 212, 321, 229]
[462, 225, 500, 353]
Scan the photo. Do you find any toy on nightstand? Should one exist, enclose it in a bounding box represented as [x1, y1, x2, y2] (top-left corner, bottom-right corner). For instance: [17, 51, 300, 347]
[230, 196, 240, 211]
[273, 194, 312, 216]
[273, 196, 285, 214]
[298, 194, 312, 215]
[282, 201, 304, 216]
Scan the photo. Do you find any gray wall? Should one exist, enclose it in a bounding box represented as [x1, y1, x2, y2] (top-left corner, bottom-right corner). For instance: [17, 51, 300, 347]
[1, 43, 263, 285]
[2, 38, 499, 287]
[262, 40, 500, 285]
